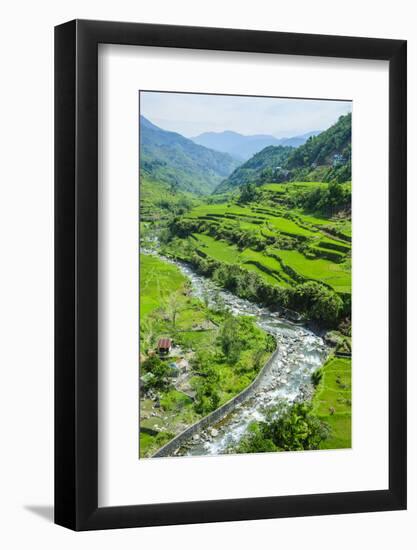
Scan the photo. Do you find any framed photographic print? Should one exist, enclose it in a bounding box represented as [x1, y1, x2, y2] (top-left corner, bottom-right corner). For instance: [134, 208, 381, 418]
[55, 20, 407, 530]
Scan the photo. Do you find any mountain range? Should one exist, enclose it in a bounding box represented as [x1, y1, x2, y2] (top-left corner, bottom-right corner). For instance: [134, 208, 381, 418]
[140, 114, 351, 196]
[191, 130, 319, 161]
[140, 116, 239, 195]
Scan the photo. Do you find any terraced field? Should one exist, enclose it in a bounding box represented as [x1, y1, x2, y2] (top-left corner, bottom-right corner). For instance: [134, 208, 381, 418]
[178, 185, 352, 296]
[192, 234, 292, 287]
[277, 250, 351, 293]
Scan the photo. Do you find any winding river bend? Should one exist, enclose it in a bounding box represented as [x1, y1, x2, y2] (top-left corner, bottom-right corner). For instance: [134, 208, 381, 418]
[145, 251, 329, 456]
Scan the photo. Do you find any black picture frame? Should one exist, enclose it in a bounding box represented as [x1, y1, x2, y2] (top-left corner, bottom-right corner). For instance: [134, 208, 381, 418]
[55, 19, 407, 531]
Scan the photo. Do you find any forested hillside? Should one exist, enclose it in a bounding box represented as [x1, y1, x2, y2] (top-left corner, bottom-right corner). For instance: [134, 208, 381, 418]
[140, 116, 239, 195]
[215, 145, 294, 193]
[217, 114, 351, 192]
[285, 113, 351, 183]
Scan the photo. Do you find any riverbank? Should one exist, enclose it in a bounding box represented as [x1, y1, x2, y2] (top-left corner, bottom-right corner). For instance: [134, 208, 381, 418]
[139, 253, 275, 457]
[141, 252, 329, 457]
[152, 344, 281, 457]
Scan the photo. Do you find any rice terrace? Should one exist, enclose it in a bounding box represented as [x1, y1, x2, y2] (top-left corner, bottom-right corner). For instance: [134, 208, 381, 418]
[139, 92, 352, 459]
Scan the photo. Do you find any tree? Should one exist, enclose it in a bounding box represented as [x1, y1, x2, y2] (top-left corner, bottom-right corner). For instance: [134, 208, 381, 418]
[252, 348, 265, 370]
[140, 316, 158, 353]
[234, 402, 330, 453]
[165, 291, 183, 329]
[263, 402, 330, 451]
[217, 316, 242, 363]
[191, 353, 221, 415]
[291, 281, 343, 326]
[141, 355, 171, 390]
[202, 291, 210, 308]
[238, 183, 259, 204]
[234, 423, 277, 454]
[213, 290, 226, 313]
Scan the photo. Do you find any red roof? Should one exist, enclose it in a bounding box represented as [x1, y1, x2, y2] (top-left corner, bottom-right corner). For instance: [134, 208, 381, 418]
[157, 338, 172, 349]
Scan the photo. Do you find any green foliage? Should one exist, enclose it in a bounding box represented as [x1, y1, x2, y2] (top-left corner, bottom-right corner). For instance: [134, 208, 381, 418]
[311, 368, 323, 387]
[238, 183, 259, 204]
[217, 315, 270, 363]
[160, 389, 193, 411]
[194, 382, 221, 415]
[286, 114, 351, 171]
[339, 317, 352, 336]
[191, 352, 221, 415]
[165, 290, 184, 329]
[217, 316, 242, 362]
[289, 181, 351, 216]
[141, 355, 172, 390]
[235, 423, 278, 453]
[291, 281, 344, 325]
[234, 401, 330, 453]
[189, 315, 274, 415]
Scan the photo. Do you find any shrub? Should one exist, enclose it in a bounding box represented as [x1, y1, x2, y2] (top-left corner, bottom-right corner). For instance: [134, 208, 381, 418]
[311, 368, 323, 387]
[234, 401, 330, 453]
[290, 281, 343, 325]
[141, 355, 172, 390]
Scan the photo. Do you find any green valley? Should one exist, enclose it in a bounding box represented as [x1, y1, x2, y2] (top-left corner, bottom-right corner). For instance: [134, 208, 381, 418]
[139, 98, 352, 458]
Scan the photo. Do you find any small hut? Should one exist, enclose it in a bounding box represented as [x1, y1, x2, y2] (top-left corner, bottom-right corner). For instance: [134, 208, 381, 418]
[157, 338, 172, 356]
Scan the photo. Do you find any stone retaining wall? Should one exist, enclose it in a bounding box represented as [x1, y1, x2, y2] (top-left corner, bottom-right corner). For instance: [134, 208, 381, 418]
[152, 345, 280, 458]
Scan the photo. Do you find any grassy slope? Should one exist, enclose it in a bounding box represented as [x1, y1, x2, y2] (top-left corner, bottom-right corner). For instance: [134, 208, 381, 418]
[312, 356, 352, 449]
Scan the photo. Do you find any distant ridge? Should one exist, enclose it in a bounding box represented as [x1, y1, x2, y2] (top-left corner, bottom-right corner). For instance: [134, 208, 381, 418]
[191, 130, 319, 161]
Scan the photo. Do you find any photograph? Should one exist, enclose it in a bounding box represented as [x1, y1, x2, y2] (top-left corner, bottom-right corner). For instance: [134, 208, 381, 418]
[139, 91, 352, 459]
[0, 0, 410, 542]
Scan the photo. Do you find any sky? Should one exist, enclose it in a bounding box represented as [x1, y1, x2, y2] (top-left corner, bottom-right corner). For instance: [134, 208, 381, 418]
[140, 91, 352, 139]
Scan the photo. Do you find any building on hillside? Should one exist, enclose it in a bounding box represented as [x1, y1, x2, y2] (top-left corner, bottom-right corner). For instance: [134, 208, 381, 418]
[332, 153, 346, 167]
[157, 338, 172, 356]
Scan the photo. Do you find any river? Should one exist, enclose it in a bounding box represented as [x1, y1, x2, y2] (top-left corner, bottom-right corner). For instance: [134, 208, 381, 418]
[144, 250, 329, 456]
